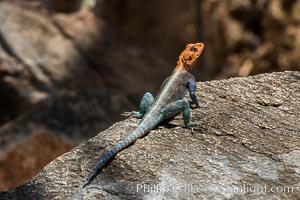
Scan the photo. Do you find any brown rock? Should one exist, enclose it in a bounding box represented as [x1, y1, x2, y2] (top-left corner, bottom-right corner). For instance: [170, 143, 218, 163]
[0, 133, 74, 191]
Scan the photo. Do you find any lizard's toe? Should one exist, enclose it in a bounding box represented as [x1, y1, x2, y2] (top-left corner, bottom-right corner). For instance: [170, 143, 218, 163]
[122, 111, 143, 119]
[121, 112, 133, 117]
[197, 103, 207, 108]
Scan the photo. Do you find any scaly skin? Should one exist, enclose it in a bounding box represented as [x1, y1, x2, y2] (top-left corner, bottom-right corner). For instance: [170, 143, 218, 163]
[82, 43, 205, 187]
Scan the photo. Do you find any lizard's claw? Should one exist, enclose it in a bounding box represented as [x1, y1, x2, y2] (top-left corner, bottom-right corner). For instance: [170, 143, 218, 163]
[185, 125, 194, 134]
[190, 127, 194, 134]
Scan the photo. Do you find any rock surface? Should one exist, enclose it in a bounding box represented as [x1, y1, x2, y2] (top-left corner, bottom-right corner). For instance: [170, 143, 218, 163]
[1, 71, 299, 199]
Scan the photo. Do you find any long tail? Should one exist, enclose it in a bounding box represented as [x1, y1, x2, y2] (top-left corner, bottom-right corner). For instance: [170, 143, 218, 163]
[82, 118, 158, 187]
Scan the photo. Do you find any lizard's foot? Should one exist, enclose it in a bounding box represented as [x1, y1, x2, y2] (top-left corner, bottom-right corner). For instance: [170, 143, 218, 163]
[185, 121, 200, 134]
[121, 111, 143, 119]
[186, 121, 200, 128]
[190, 101, 207, 109]
[121, 111, 133, 117]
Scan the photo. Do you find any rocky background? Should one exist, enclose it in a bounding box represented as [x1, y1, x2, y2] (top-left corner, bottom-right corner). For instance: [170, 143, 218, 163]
[0, 0, 299, 192]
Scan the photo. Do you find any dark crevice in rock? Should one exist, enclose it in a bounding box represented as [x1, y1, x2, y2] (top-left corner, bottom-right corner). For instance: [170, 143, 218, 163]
[240, 142, 278, 161]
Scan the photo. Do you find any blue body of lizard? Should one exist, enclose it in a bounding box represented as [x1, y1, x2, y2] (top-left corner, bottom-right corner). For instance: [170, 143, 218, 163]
[82, 43, 205, 187]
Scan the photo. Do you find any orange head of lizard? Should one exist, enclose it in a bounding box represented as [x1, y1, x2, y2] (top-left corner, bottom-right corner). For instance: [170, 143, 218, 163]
[177, 43, 204, 71]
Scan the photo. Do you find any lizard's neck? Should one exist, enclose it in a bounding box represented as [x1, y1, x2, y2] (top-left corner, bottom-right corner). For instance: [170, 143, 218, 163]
[173, 60, 191, 74]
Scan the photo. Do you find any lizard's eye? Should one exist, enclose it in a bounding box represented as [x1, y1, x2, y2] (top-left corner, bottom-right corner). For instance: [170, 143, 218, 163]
[191, 47, 198, 52]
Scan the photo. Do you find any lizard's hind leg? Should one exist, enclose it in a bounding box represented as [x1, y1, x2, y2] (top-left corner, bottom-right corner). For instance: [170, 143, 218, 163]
[160, 99, 199, 128]
[122, 92, 154, 119]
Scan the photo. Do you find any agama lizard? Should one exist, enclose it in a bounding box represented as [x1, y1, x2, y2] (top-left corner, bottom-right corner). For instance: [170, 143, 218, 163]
[82, 42, 205, 187]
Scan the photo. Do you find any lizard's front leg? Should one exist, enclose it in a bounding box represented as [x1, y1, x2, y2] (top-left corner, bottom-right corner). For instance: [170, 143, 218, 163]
[188, 77, 207, 108]
[160, 99, 199, 128]
[122, 92, 154, 119]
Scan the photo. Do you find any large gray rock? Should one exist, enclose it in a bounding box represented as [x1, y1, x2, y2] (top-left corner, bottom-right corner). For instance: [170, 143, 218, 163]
[1, 71, 300, 199]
